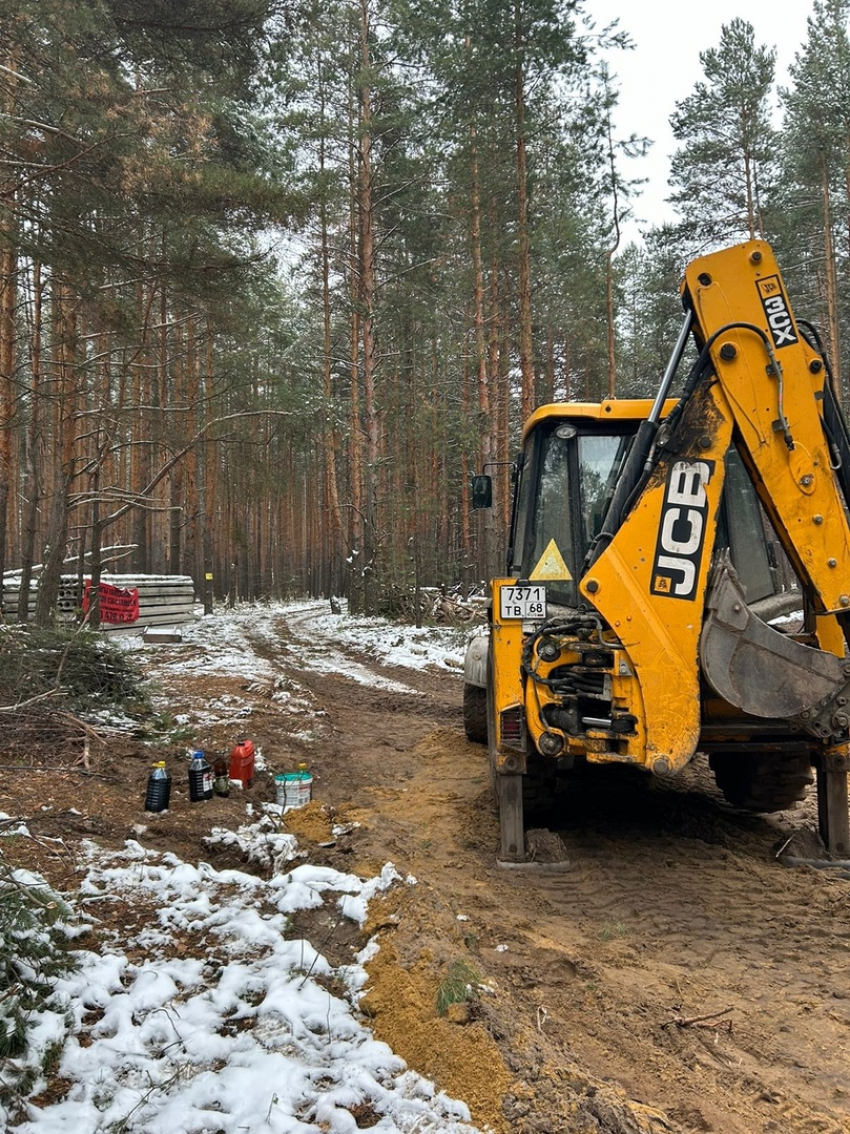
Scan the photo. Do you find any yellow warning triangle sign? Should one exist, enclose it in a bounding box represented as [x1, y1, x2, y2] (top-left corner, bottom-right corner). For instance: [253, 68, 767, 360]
[529, 539, 572, 581]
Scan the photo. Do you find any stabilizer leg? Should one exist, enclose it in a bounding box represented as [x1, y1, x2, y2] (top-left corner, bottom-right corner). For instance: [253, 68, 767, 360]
[817, 751, 850, 858]
[496, 774, 526, 862]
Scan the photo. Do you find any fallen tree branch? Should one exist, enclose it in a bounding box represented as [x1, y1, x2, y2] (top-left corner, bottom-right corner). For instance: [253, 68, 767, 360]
[55, 712, 108, 743]
[663, 1006, 733, 1030]
[77, 738, 91, 769]
[0, 689, 63, 712]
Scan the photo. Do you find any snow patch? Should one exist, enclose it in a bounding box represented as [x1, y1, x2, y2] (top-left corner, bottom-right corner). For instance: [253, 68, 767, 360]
[11, 819, 482, 1134]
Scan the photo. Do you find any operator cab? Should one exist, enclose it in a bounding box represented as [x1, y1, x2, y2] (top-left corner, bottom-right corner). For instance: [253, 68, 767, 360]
[497, 405, 779, 611]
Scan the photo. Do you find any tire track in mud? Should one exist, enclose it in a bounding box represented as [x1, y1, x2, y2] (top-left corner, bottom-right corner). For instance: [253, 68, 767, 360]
[418, 756, 848, 1134]
[268, 605, 850, 1134]
[468, 766, 850, 1134]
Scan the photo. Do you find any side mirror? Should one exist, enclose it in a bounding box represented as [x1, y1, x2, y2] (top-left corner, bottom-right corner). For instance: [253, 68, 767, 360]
[471, 474, 492, 510]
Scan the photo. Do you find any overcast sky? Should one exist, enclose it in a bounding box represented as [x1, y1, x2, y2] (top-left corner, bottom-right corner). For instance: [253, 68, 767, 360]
[587, 0, 814, 241]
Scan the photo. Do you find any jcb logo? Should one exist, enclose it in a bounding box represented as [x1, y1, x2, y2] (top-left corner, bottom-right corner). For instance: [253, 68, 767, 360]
[757, 276, 798, 348]
[650, 460, 715, 601]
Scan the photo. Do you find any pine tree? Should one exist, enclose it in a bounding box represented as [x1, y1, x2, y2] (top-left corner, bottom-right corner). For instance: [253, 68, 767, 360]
[667, 18, 778, 251]
[778, 0, 850, 394]
[0, 858, 77, 1115]
[0, 0, 297, 618]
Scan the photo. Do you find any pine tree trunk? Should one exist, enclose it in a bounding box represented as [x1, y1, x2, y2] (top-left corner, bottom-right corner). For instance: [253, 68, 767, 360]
[604, 107, 621, 398]
[490, 257, 510, 573]
[184, 312, 200, 598]
[605, 249, 617, 398]
[358, 0, 379, 615]
[0, 45, 20, 606]
[85, 329, 113, 630]
[346, 45, 364, 615]
[34, 279, 77, 626]
[822, 162, 841, 397]
[470, 122, 496, 583]
[320, 130, 344, 597]
[0, 239, 15, 598]
[514, 4, 535, 422]
[18, 260, 43, 624]
[200, 331, 214, 612]
[131, 279, 153, 573]
[744, 150, 756, 240]
[460, 358, 471, 599]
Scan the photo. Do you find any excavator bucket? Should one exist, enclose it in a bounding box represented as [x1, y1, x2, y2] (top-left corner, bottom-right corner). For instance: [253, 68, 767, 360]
[701, 555, 846, 722]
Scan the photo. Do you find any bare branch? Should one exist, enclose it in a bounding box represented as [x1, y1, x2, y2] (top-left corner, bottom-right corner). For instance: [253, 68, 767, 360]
[99, 410, 295, 527]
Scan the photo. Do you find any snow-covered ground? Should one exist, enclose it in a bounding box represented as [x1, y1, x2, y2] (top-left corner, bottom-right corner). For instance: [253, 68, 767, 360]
[3, 602, 482, 1134]
[129, 599, 467, 687]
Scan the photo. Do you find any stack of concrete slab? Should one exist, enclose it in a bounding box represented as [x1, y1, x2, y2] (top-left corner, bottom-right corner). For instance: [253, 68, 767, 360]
[3, 574, 197, 631]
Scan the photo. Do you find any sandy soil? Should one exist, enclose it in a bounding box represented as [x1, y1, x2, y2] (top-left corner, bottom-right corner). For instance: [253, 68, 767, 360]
[4, 609, 850, 1134]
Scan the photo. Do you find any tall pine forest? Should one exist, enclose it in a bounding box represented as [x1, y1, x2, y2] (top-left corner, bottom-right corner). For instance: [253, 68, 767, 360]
[1, 0, 849, 620]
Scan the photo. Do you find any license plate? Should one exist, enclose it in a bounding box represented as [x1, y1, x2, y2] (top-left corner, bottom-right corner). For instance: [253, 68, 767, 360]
[499, 584, 547, 620]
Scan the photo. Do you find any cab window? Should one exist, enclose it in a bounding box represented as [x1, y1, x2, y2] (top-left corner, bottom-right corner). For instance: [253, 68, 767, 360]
[517, 424, 633, 607]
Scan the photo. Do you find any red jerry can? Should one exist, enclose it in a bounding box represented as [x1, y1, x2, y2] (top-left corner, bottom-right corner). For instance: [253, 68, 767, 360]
[229, 738, 255, 788]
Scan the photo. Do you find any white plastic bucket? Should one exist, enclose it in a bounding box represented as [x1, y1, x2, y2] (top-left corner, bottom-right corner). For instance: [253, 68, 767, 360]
[275, 771, 313, 811]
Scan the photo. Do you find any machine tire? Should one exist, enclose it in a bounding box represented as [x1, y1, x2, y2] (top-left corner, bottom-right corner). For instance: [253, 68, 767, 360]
[708, 750, 813, 813]
[522, 752, 558, 816]
[463, 683, 488, 744]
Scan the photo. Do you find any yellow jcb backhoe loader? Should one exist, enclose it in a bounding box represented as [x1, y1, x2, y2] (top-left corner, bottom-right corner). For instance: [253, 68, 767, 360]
[464, 240, 850, 862]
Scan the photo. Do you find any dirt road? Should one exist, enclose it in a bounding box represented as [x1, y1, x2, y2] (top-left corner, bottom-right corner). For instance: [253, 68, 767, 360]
[7, 604, 849, 1134]
[269, 607, 850, 1134]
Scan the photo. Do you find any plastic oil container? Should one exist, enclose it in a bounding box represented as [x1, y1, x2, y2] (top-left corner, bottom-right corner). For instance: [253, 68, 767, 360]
[188, 750, 213, 802]
[144, 761, 172, 812]
[229, 738, 255, 788]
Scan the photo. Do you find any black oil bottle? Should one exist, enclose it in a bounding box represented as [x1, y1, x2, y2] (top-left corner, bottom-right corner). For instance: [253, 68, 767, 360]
[144, 761, 172, 812]
[188, 750, 213, 802]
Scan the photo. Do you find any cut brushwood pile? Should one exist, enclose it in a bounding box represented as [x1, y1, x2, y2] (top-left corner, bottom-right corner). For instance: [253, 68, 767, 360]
[0, 628, 149, 762]
[376, 586, 487, 625]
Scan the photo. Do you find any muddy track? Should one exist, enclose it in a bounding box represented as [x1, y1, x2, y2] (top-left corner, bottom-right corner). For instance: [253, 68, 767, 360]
[273, 611, 850, 1134]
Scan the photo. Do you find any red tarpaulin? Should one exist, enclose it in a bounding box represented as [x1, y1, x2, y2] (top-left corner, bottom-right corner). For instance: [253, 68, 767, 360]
[82, 581, 140, 623]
